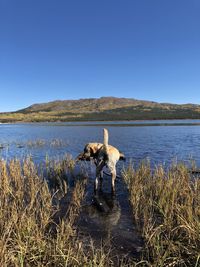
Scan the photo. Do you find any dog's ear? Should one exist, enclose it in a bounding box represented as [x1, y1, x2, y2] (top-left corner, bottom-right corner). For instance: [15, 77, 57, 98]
[84, 144, 96, 156]
[89, 146, 96, 157]
[84, 144, 89, 153]
[89, 144, 101, 157]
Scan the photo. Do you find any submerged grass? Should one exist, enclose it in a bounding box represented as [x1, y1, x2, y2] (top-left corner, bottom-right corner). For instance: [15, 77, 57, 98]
[123, 161, 200, 266]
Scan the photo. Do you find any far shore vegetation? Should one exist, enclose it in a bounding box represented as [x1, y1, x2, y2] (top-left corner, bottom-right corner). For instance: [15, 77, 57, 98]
[0, 155, 199, 266]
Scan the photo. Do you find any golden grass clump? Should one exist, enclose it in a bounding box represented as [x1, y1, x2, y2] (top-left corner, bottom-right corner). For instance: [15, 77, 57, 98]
[0, 157, 117, 267]
[123, 161, 200, 266]
[2, 154, 199, 266]
[0, 158, 53, 266]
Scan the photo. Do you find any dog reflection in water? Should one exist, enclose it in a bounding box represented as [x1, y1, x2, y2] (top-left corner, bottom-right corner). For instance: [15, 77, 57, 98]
[82, 191, 121, 240]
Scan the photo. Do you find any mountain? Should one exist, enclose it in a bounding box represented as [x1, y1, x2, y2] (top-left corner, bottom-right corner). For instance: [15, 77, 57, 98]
[18, 97, 160, 113]
[1, 97, 200, 122]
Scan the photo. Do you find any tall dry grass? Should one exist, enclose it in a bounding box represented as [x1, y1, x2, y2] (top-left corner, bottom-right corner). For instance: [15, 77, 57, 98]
[0, 157, 122, 267]
[2, 155, 199, 266]
[123, 161, 200, 266]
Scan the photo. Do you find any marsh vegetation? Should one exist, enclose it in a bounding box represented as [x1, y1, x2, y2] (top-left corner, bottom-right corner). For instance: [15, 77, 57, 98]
[0, 156, 117, 266]
[124, 161, 200, 266]
[0, 155, 199, 266]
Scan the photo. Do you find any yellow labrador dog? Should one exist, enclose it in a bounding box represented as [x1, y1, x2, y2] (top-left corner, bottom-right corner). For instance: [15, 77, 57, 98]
[77, 128, 125, 193]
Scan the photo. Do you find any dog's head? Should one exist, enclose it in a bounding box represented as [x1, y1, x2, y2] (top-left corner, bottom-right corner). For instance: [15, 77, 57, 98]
[77, 143, 103, 161]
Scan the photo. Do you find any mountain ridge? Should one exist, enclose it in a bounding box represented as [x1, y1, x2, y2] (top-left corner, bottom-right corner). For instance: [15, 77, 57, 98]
[17, 96, 198, 113]
[1, 97, 200, 122]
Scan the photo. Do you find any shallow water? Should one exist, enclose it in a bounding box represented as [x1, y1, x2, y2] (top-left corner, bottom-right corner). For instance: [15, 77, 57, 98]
[1, 121, 200, 260]
[54, 164, 144, 261]
[1, 121, 200, 168]
[76, 172, 143, 260]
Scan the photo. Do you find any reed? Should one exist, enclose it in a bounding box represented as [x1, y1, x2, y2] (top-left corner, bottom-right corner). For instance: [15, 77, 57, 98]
[123, 161, 200, 266]
[2, 155, 198, 266]
[17, 138, 67, 148]
[0, 156, 121, 266]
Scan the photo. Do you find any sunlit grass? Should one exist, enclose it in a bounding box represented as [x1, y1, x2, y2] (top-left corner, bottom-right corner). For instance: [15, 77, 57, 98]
[0, 156, 137, 266]
[123, 161, 200, 266]
[1, 155, 199, 266]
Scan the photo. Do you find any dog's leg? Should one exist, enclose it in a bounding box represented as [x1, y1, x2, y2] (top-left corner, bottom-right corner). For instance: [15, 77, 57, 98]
[95, 160, 104, 193]
[111, 168, 116, 194]
[99, 169, 104, 191]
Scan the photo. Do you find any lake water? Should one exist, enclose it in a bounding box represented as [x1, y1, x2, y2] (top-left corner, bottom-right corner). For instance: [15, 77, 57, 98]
[1, 120, 200, 259]
[1, 120, 200, 168]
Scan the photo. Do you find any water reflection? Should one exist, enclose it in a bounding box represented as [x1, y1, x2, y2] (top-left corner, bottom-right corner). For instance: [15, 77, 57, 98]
[75, 161, 144, 259]
[83, 192, 121, 237]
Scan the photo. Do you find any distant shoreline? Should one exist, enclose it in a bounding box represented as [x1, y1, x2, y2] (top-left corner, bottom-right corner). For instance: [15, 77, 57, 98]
[1, 118, 200, 127]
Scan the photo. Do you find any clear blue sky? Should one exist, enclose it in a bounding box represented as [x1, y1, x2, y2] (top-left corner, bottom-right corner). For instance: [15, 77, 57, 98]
[0, 0, 200, 112]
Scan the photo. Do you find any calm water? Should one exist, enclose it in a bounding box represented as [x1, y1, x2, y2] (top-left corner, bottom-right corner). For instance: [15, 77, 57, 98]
[1, 120, 200, 259]
[1, 120, 200, 168]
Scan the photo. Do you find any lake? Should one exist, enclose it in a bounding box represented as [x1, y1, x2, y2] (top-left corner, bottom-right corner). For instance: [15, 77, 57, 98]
[1, 120, 200, 259]
[1, 120, 200, 168]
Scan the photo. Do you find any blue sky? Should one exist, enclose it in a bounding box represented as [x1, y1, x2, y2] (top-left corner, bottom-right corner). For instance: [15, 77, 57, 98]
[0, 0, 200, 112]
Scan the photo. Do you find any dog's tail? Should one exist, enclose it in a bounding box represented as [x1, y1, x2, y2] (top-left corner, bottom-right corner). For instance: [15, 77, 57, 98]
[103, 128, 109, 156]
[103, 128, 109, 147]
